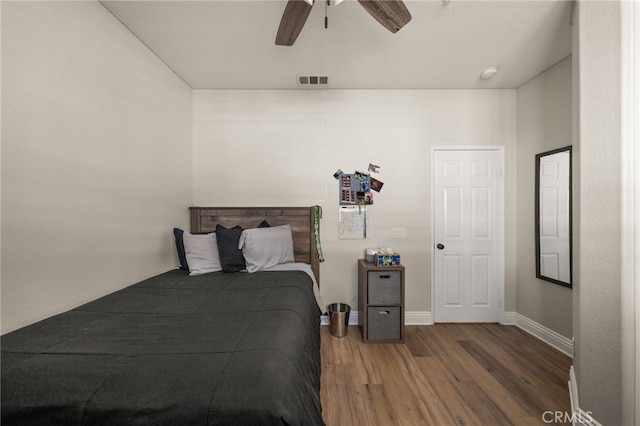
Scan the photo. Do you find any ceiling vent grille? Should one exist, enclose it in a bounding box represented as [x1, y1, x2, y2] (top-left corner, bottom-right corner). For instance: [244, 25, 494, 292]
[297, 75, 329, 88]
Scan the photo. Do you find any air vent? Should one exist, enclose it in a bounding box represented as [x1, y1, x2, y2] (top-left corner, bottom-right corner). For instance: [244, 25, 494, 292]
[297, 75, 329, 88]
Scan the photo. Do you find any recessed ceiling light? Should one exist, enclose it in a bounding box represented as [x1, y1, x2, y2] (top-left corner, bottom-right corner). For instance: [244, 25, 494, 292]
[481, 66, 499, 80]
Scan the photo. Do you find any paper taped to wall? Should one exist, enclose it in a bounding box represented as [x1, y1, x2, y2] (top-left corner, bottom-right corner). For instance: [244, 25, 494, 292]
[339, 206, 370, 239]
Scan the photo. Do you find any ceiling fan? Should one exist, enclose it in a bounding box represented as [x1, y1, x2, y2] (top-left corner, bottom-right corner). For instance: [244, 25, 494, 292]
[275, 0, 412, 46]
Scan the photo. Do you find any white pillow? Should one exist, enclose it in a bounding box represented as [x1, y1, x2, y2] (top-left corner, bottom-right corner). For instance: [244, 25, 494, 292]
[239, 225, 295, 273]
[182, 232, 223, 275]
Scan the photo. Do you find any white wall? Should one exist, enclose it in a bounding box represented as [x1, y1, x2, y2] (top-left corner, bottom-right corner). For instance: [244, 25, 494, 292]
[620, 1, 640, 423]
[516, 57, 573, 339]
[192, 90, 517, 315]
[574, 1, 622, 424]
[1, 1, 193, 333]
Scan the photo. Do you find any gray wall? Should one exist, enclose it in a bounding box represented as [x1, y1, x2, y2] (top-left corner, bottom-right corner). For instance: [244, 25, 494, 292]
[1, 1, 193, 333]
[192, 89, 518, 318]
[516, 57, 573, 339]
[574, 1, 622, 424]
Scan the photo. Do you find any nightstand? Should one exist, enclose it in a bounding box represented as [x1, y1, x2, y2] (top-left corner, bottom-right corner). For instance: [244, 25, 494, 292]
[357, 259, 405, 343]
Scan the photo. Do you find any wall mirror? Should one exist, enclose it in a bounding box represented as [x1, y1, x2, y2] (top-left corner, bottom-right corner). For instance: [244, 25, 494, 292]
[535, 146, 572, 288]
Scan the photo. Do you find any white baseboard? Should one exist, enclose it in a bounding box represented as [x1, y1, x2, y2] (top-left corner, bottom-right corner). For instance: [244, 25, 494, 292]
[574, 409, 601, 426]
[321, 311, 433, 326]
[569, 365, 579, 415]
[569, 366, 602, 426]
[405, 311, 433, 325]
[508, 311, 574, 357]
[320, 311, 359, 326]
[321, 310, 573, 359]
[401, 310, 572, 358]
[502, 311, 517, 325]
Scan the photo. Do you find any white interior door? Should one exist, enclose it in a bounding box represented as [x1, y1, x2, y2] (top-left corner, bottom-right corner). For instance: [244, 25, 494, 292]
[433, 148, 504, 322]
[538, 151, 571, 282]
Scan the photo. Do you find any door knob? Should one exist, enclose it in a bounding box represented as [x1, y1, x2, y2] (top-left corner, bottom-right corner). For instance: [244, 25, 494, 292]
[436, 243, 445, 250]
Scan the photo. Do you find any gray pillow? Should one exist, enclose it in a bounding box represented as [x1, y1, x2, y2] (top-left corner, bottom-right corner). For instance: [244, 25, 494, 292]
[239, 225, 295, 273]
[182, 232, 222, 275]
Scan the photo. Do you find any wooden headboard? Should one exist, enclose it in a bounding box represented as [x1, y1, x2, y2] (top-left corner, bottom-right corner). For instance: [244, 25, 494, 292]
[189, 207, 320, 284]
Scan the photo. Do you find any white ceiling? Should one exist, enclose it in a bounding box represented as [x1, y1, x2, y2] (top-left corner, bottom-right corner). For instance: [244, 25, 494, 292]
[100, 0, 573, 90]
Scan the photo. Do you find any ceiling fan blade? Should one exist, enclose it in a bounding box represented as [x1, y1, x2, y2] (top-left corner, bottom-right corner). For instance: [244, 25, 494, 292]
[275, 0, 314, 46]
[358, 0, 412, 33]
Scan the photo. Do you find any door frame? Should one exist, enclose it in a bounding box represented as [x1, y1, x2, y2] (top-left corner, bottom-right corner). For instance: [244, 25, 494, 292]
[430, 146, 506, 323]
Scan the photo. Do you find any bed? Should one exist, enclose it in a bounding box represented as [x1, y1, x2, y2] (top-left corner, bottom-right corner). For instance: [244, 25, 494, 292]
[1, 207, 325, 425]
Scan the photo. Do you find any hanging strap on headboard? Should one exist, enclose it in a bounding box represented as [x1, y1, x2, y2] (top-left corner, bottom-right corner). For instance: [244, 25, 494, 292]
[313, 205, 325, 263]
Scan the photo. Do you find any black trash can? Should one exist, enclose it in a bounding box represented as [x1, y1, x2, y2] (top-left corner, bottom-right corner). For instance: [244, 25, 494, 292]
[327, 303, 350, 338]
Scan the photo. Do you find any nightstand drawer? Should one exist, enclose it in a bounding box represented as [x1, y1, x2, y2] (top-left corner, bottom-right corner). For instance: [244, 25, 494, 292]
[367, 270, 401, 305]
[367, 307, 401, 340]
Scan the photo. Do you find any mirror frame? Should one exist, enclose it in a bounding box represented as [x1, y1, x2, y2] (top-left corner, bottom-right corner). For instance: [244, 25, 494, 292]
[535, 146, 573, 288]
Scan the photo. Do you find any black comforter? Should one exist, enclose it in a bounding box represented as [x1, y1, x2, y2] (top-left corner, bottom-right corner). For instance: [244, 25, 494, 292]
[1, 269, 324, 425]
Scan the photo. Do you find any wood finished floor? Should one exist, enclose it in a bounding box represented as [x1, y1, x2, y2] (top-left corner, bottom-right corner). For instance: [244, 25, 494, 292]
[320, 324, 572, 426]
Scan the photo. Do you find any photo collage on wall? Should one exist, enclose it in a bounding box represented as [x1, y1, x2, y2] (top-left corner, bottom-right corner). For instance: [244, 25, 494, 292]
[334, 163, 384, 206]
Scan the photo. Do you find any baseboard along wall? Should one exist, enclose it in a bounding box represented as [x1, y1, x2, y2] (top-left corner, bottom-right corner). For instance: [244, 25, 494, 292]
[321, 310, 573, 358]
[569, 366, 604, 426]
